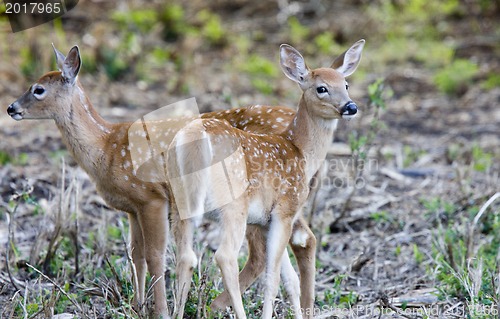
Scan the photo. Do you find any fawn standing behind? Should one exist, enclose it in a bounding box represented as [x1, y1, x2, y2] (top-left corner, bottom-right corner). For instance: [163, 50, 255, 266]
[6, 45, 319, 318]
[168, 39, 365, 319]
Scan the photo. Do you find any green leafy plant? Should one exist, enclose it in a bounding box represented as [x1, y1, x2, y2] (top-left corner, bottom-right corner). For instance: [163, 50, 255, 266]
[287, 17, 309, 44]
[403, 145, 426, 168]
[239, 54, 280, 95]
[197, 10, 226, 47]
[159, 3, 187, 41]
[471, 144, 493, 172]
[434, 59, 479, 95]
[314, 32, 341, 55]
[432, 193, 500, 313]
[482, 73, 500, 90]
[413, 243, 424, 264]
[316, 274, 357, 309]
[111, 9, 157, 33]
[0, 150, 12, 165]
[100, 47, 129, 80]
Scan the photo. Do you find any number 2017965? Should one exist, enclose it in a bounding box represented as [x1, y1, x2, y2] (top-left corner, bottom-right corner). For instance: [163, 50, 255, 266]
[5, 2, 62, 14]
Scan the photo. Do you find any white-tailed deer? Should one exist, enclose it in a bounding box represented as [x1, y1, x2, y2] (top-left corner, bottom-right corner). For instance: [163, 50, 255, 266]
[6, 45, 321, 318]
[167, 40, 365, 319]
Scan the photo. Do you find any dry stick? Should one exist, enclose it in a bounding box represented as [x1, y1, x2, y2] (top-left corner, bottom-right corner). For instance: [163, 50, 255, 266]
[146, 275, 164, 309]
[22, 284, 28, 319]
[379, 295, 421, 319]
[26, 263, 84, 314]
[472, 192, 500, 228]
[104, 255, 124, 305]
[467, 192, 500, 259]
[26, 308, 44, 319]
[196, 251, 208, 319]
[73, 175, 80, 276]
[43, 160, 67, 273]
[6, 201, 23, 292]
[121, 227, 142, 315]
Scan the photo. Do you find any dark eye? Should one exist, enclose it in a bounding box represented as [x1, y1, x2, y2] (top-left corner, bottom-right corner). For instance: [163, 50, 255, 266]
[345, 84, 349, 90]
[316, 86, 328, 94]
[34, 87, 45, 95]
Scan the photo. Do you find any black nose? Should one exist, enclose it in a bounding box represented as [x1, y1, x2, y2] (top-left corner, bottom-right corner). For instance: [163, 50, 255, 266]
[342, 101, 357, 115]
[7, 104, 14, 115]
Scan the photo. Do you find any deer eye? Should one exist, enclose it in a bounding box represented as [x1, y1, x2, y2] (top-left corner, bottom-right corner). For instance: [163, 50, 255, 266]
[32, 85, 46, 100]
[345, 83, 349, 90]
[316, 86, 328, 94]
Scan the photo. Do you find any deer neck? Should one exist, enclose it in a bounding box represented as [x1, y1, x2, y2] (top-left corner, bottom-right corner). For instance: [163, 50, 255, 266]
[285, 96, 338, 181]
[53, 83, 113, 177]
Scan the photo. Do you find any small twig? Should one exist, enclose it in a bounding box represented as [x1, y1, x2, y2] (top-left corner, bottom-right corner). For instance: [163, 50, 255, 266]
[121, 222, 142, 313]
[25, 263, 83, 314]
[472, 192, 500, 227]
[379, 294, 421, 319]
[22, 284, 28, 319]
[104, 255, 123, 305]
[6, 201, 22, 292]
[73, 175, 80, 277]
[145, 274, 163, 309]
[26, 308, 44, 319]
[468, 192, 500, 259]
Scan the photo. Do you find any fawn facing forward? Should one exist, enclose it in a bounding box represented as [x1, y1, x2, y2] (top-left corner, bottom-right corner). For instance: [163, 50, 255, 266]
[168, 40, 365, 319]
[7, 45, 321, 318]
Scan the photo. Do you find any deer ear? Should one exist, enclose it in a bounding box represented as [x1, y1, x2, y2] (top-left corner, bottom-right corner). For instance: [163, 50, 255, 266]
[61, 46, 81, 85]
[280, 44, 310, 86]
[52, 43, 67, 72]
[331, 39, 365, 77]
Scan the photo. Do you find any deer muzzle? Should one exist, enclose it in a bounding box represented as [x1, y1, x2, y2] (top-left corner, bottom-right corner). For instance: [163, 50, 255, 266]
[341, 101, 357, 120]
[7, 102, 24, 121]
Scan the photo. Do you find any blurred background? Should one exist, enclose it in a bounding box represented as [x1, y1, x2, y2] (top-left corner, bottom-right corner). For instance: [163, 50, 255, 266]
[0, 0, 499, 318]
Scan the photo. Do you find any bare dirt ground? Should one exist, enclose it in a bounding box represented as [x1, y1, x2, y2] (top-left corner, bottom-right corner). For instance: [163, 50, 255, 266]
[0, 0, 499, 318]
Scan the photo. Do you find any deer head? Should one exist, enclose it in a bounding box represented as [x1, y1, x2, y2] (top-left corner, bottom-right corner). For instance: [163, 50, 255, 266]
[7, 45, 81, 121]
[279, 39, 365, 120]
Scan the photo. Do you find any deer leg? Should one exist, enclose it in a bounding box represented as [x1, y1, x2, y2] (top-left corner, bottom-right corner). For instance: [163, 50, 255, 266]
[129, 213, 147, 312]
[280, 250, 302, 319]
[213, 220, 310, 318]
[140, 201, 169, 318]
[172, 217, 197, 319]
[290, 217, 316, 319]
[262, 215, 293, 319]
[214, 201, 248, 319]
[211, 225, 266, 311]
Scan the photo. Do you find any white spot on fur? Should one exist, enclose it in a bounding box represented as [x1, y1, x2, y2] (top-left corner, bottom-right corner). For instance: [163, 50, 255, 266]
[291, 229, 309, 248]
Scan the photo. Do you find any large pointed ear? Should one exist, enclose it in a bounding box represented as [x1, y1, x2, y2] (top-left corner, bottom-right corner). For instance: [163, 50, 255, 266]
[52, 43, 66, 71]
[280, 44, 310, 86]
[331, 39, 365, 77]
[56, 45, 81, 85]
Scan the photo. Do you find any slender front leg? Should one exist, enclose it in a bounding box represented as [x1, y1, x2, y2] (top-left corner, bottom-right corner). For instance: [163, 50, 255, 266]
[280, 251, 302, 319]
[211, 225, 266, 311]
[214, 200, 248, 319]
[290, 217, 316, 319]
[262, 215, 293, 319]
[140, 201, 169, 318]
[129, 213, 147, 312]
[172, 215, 197, 319]
[212, 219, 314, 318]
